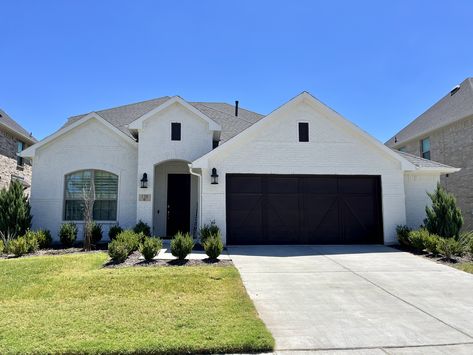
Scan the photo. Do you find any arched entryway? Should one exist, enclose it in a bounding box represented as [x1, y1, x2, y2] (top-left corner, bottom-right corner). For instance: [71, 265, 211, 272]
[153, 160, 198, 237]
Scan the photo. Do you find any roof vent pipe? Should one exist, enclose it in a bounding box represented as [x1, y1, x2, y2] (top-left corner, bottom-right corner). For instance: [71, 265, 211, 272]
[235, 100, 239, 117]
[450, 85, 460, 96]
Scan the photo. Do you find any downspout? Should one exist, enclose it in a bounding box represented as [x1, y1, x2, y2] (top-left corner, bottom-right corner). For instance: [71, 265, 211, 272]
[188, 164, 202, 236]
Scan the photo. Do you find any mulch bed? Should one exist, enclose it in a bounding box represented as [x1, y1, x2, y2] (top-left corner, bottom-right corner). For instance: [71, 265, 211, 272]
[103, 251, 233, 268]
[393, 244, 471, 265]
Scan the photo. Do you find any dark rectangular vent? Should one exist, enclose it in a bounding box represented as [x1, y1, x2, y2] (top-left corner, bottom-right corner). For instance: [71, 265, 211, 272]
[171, 122, 181, 141]
[298, 122, 309, 142]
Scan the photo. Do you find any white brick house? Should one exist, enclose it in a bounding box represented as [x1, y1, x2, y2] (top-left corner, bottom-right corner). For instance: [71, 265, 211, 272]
[21, 92, 458, 244]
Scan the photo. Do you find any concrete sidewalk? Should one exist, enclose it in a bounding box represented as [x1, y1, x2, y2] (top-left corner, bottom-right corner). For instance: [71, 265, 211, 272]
[228, 245, 473, 353]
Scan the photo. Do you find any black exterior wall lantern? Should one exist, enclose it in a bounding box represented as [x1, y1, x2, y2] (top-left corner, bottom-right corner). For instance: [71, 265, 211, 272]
[211, 168, 219, 185]
[140, 173, 148, 188]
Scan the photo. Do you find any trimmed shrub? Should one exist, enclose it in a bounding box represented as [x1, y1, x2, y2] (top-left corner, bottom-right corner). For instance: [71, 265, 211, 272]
[437, 237, 464, 261]
[115, 230, 141, 254]
[0, 239, 5, 254]
[133, 220, 151, 237]
[199, 221, 220, 245]
[0, 180, 32, 238]
[140, 237, 163, 261]
[424, 234, 440, 255]
[171, 232, 194, 260]
[203, 232, 223, 260]
[396, 225, 411, 247]
[35, 229, 52, 249]
[108, 240, 129, 263]
[424, 183, 463, 239]
[59, 223, 77, 247]
[108, 225, 123, 241]
[91, 223, 103, 244]
[408, 229, 429, 252]
[9, 237, 28, 257]
[23, 230, 39, 253]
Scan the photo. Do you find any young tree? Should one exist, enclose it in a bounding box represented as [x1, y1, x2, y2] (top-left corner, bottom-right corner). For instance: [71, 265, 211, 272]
[0, 180, 32, 239]
[82, 181, 95, 251]
[424, 183, 463, 238]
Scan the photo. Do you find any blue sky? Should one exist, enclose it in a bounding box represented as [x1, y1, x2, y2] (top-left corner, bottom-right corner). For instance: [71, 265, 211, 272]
[1, 0, 473, 141]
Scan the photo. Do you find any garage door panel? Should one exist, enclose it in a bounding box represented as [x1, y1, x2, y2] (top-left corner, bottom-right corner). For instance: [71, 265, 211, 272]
[267, 194, 299, 243]
[338, 177, 375, 194]
[227, 176, 262, 193]
[300, 177, 338, 193]
[305, 199, 341, 243]
[226, 174, 382, 245]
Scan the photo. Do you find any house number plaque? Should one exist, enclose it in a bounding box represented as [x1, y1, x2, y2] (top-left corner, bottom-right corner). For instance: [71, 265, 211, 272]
[139, 194, 151, 202]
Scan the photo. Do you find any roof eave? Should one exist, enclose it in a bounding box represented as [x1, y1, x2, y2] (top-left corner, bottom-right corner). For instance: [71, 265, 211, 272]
[0, 122, 37, 145]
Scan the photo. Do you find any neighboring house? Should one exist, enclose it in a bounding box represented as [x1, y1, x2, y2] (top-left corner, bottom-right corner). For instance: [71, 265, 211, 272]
[0, 108, 36, 192]
[386, 78, 473, 229]
[21, 93, 457, 245]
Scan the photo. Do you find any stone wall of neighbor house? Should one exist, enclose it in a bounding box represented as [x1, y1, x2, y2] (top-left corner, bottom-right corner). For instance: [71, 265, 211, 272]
[0, 128, 32, 193]
[394, 115, 473, 229]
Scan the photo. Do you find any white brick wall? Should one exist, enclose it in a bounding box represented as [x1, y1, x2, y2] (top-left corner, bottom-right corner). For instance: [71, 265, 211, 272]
[136, 102, 214, 227]
[404, 172, 439, 229]
[29, 118, 138, 240]
[200, 99, 408, 244]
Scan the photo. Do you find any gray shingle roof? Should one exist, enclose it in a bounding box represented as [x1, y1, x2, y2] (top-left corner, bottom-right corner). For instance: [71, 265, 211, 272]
[386, 78, 473, 147]
[64, 97, 264, 143]
[394, 149, 457, 169]
[0, 109, 37, 143]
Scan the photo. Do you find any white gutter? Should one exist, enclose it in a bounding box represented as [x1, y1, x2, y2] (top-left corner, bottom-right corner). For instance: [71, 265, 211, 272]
[188, 164, 202, 236]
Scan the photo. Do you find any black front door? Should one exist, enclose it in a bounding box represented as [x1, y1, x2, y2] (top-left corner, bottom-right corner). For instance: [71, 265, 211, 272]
[166, 174, 191, 236]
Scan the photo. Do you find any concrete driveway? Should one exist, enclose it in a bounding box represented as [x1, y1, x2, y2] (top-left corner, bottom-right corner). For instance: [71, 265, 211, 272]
[227, 245, 473, 354]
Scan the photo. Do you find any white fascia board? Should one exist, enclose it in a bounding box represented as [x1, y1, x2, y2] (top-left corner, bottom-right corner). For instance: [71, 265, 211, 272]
[20, 112, 137, 158]
[192, 91, 416, 171]
[128, 96, 221, 131]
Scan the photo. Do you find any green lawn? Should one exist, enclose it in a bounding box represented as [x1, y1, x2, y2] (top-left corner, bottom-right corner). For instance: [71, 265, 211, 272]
[0, 253, 274, 354]
[455, 262, 473, 274]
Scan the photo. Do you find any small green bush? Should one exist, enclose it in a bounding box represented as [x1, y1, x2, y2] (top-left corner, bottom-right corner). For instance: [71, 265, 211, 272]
[140, 237, 163, 261]
[108, 239, 129, 263]
[35, 229, 52, 249]
[424, 234, 440, 255]
[23, 230, 39, 253]
[133, 220, 151, 237]
[424, 183, 463, 238]
[9, 237, 28, 257]
[199, 221, 220, 245]
[0, 180, 32, 238]
[437, 237, 464, 261]
[115, 230, 141, 254]
[396, 225, 411, 246]
[91, 223, 103, 244]
[408, 229, 429, 252]
[0, 239, 5, 254]
[171, 232, 194, 260]
[108, 225, 123, 241]
[59, 223, 77, 247]
[203, 232, 223, 260]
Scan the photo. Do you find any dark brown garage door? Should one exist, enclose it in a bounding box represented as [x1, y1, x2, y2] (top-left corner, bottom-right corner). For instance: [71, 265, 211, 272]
[226, 174, 383, 244]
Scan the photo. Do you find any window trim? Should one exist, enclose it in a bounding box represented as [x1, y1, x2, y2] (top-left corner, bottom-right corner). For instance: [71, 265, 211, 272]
[171, 122, 181, 141]
[63, 169, 119, 222]
[17, 140, 25, 166]
[420, 137, 431, 160]
[298, 122, 309, 142]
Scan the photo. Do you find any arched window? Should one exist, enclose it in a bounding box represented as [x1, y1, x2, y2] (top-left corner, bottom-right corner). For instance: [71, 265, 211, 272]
[64, 170, 118, 221]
